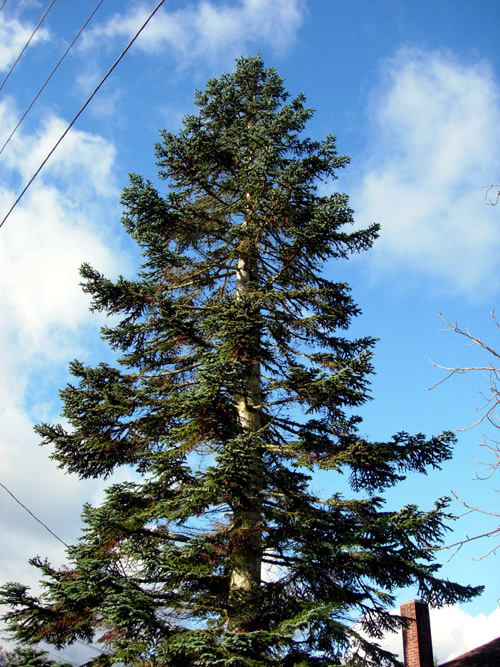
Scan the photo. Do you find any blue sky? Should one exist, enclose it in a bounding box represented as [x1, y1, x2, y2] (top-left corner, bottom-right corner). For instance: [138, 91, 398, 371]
[1, 1, 500, 664]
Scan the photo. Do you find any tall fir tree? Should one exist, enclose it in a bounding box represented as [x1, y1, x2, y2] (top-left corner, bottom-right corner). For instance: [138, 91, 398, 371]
[1, 56, 480, 666]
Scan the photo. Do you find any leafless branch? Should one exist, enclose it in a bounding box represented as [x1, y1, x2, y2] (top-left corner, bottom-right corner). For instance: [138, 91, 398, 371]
[440, 528, 500, 561]
[451, 490, 500, 518]
[435, 312, 500, 360]
[430, 311, 500, 557]
[483, 184, 500, 206]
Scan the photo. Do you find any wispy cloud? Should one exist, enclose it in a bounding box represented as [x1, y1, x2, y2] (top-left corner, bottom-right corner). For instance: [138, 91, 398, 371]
[0, 101, 131, 607]
[1, 103, 122, 353]
[79, 0, 306, 62]
[352, 49, 500, 298]
[0, 5, 50, 73]
[0, 7, 128, 625]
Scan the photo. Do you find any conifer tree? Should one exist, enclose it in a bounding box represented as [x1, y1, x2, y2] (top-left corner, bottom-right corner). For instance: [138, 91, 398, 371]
[0, 56, 480, 666]
[0, 646, 71, 667]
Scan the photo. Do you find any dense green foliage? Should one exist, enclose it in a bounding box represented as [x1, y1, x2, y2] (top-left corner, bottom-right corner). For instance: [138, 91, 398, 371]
[0, 645, 71, 667]
[0, 56, 481, 666]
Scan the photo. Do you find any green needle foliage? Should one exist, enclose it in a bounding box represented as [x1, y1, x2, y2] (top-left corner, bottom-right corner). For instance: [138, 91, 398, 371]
[0, 645, 72, 667]
[0, 56, 481, 666]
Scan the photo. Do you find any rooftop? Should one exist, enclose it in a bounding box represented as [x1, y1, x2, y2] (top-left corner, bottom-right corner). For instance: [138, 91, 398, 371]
[439, 636, 500, 667]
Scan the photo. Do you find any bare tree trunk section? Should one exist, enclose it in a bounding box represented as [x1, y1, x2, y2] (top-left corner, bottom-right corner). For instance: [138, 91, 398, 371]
[227, 250, 264, 631]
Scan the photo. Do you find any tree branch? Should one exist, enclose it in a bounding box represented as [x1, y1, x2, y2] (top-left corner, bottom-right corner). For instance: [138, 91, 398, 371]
[483, 184, 500, 206]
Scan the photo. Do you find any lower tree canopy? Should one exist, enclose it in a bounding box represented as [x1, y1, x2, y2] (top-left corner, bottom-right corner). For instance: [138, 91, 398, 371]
[0, 56, 481, 666]
[0, 645, 71, 667]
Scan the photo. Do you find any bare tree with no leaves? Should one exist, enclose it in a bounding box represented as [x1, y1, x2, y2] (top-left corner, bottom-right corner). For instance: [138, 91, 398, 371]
[430, 312, 500, 559]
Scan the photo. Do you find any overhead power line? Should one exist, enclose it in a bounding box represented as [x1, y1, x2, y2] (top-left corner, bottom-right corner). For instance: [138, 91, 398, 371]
[75, 640, 109, 656]
[0, 481, 68, 547]
[0, 0, 165, 227]
[0, 0, 167, 231]
[0, 0, 9, 14]
[1, 480, 111, 659]
[0, 0, 105, 156]
[46, 650, 79, 667]
[0, 0, 57, 94]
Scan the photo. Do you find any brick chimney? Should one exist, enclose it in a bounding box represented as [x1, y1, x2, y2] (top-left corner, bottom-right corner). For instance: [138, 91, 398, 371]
[401, 600, 434, 667]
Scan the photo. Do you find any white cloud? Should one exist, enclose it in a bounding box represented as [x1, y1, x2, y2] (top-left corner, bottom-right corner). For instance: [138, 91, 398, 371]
[1, 194, 112, 356]
[0, 104, 123, 354]
[0, 102, 134, 630]
[0, 8, 50, 73]
[2, 112, 118, 198]
[79, 0, 306, 62]
[379, 603, 500, 663]
[353, 49, 500, 298]
[0, 100, 125, 398]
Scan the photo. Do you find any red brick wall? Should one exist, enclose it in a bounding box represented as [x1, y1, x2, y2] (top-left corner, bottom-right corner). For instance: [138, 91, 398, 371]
[401, 600, 434, 667]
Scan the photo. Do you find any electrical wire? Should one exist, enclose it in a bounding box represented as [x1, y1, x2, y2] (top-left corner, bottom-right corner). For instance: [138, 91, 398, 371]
[0, 0, 57, 94]
[0, 0, 167, 231]
[1, 5, 170, 646]
[0, 481, 68, 547]
[0, 0, 105, 156]
[75, 640, 109, 655]
[0, 0, 9, 14]
[1, 480, 112, 658]
[46, 650, 79, 667]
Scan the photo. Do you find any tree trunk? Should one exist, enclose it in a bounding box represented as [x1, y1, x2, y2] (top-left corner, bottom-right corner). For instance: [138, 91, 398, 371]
[227, 250, 263, 631]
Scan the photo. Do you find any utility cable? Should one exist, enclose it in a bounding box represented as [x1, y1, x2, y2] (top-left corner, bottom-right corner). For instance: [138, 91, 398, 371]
[1, 480, 111, 658]
[0, 0, 57, 94]
[75, 640, 109, 656]
[0, 0, 167, 231]
[0, 0, 9, 14]
[0, 481, 68, 547]
[0, 0, 105, 156]
[46, 650, 79, 667]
